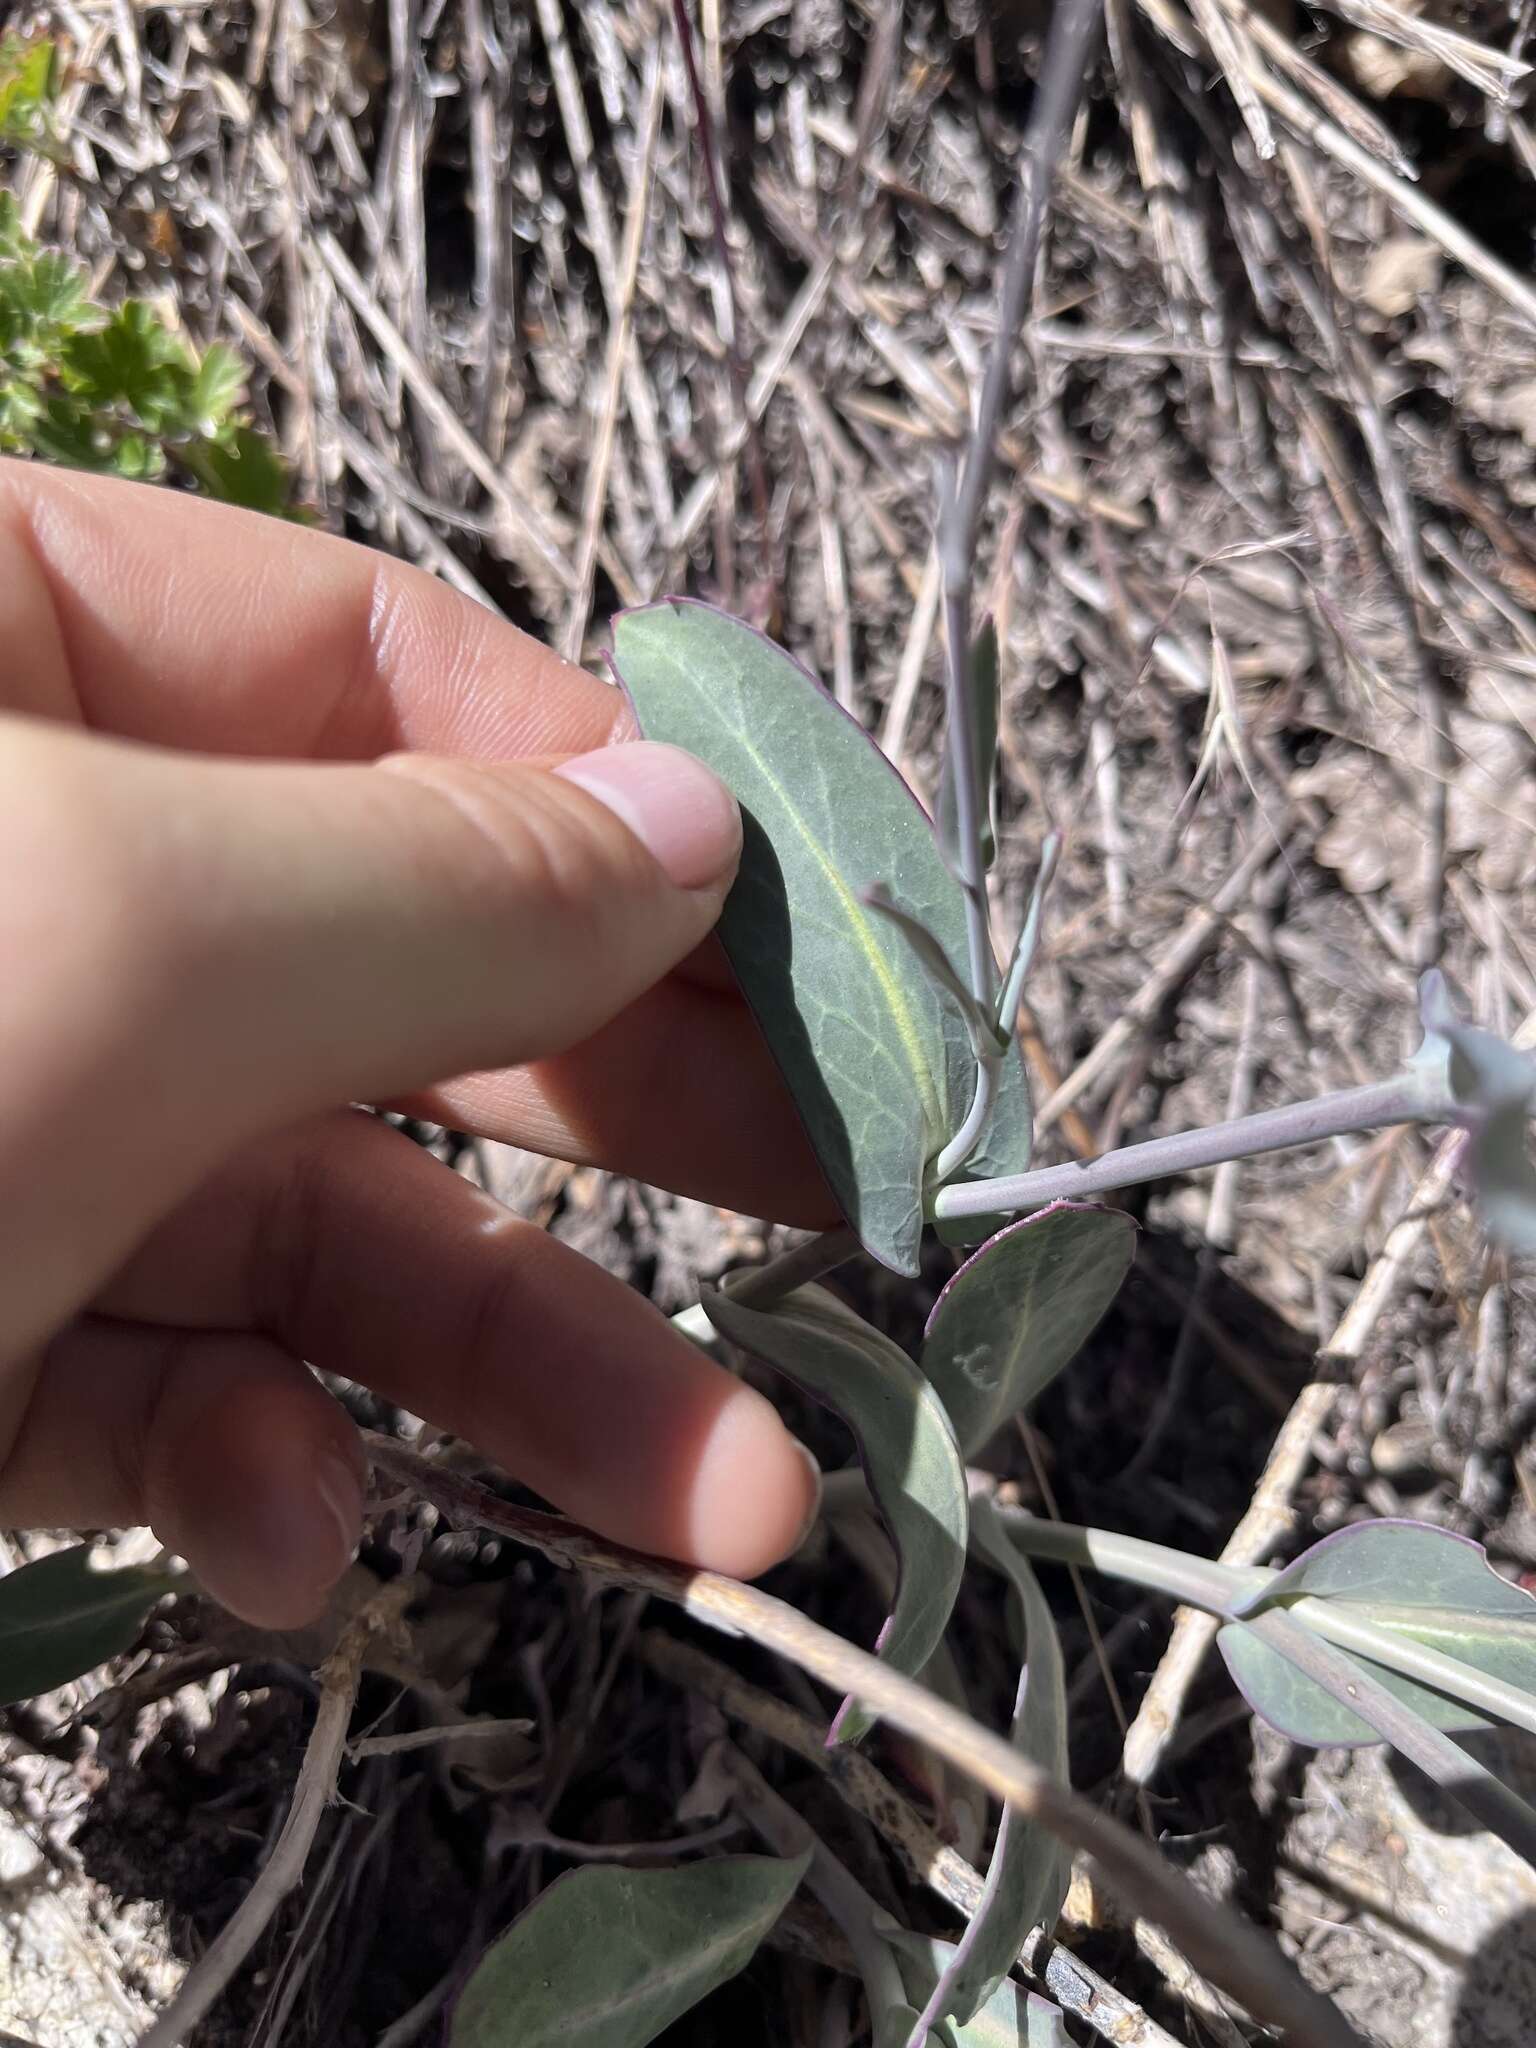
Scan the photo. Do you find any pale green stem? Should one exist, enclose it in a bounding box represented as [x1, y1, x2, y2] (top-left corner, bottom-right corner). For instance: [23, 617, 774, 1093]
[992, 1507, 1268, 1613]
[994, 834, 1062, 1046]
[725, 1746, 910, 2021]
[1288, 1598, 1536, 1741]
[934, 1054, 1001, 1184]
[673, 1226, 861, 1352]
[999, 1506, 1536, 1743]
[935, 1070, 1445, 1223]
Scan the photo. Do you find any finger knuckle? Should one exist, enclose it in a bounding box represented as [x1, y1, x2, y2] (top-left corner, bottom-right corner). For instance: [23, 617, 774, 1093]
[383, 756, 634, 957]
[0, 723, 148, 973]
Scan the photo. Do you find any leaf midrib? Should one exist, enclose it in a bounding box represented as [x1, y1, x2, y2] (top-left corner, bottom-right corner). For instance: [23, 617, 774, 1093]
[3, 1571, 168, 1647]
[683, 660, 949, 1146]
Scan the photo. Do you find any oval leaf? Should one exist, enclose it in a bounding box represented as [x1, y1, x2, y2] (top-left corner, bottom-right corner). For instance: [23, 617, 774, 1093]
[922, 1204, 1136, 1455]
[703, 1285, 967, 1745]
[1218, 1622, 1400, 1747]
[0, 1544, 179, 1706]
[612, 599, 1031, 1275]
[1222, 1519, 1536, 1745]
[449, 1853, 808, 2048]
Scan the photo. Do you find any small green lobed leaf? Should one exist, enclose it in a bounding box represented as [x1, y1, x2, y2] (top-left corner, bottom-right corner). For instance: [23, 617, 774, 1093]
[1224, 1520, 1536, 1747]
[703, 1284, 968, 1745]
[0, 35, 57, 144]
[181, 424, 296, 518]
[185, 341, 246, 431]
[922, 1204, 1136, 1455]
[0, 1544, 180, 1706]
[611, 600, 1031, 1276]
[448, 1854, 808, 2048]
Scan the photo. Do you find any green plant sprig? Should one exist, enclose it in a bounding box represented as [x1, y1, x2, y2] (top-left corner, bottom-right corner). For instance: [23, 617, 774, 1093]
[0, 176, 293, 515]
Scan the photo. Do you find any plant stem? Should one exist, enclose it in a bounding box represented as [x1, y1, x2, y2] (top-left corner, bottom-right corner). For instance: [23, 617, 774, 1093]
[642, 1632, 1180, 2048]
[931, 0, 1103, 1084]
[1286, 1597, 1536, 1742]
[671, 1226, 860, 1353]
[367, 1438, 1363, 2048]
[724, 1224, 862, 1309]
[936, 469, 997, 1019]
[993, 1505, 1267, 1614]
[934, 1058, 1000, 1184]
[934, 1069, 1442, 1223]
[668, 0, 774, 573]
[948, 0, 1107, 562]
[999, 1504, 1536, 1746]
[723, 1744, 910, 2023]
[995, 833, 1062, 1045]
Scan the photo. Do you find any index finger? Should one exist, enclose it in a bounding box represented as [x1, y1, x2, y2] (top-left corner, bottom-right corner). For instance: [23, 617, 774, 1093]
[0, 460, 626, 759]
[0, 460, 832, 1224]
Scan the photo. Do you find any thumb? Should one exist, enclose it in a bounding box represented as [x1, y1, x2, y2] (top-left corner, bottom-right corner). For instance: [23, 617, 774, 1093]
[0, 721, 741, 1353]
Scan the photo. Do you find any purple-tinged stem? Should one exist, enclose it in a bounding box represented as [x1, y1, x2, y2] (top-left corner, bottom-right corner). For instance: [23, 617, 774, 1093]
[724, 1225, 862, 1309]
[668, 0, 774, 568]
[935, 1070, 1442, 1223]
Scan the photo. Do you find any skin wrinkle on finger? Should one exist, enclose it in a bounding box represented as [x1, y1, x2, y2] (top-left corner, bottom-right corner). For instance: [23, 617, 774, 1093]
[0, 723, 744, 1373]
[0, 502, 78, 723]
[4, 1320, 368, 1628]
[72, 1112, 819, 1585]
[0, 462, 824, 1216]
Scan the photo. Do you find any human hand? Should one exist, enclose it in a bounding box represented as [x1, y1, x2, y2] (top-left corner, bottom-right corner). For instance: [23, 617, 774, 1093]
[0, 461, 826, 1627]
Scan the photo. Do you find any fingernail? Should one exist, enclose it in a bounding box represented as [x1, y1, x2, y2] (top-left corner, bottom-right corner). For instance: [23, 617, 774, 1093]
[790, 1438, 823, 1552]
[555, 742, 741, 891]
[309, 1449, 365, 1583]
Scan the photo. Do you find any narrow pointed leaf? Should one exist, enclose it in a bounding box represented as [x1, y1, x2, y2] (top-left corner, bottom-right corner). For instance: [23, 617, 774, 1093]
[938, 618, 1000, 872]
[0, 1545, 180, 1705]
[448, 1853, 808, 2048]
[1223, 1520, 1536, 1746]
[995, 835, 1061, 1046]
[933, 1500, 1069, 2026]
[703, 1285, 967, 1744]
[922, 1204, 1136, 1454]
[886, 1929, 1071, 2046]
[612, 599, 1031, 1274]
[866, 886, 1002, 1057]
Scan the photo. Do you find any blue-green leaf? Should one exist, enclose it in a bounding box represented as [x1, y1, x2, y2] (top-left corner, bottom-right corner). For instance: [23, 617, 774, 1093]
[922, 1204, 1136, 1454]
[703, 1284, 967, 1744]
[1222, 1520, 1536, 1747]
[0, 1545, 180, 1706]
[612, 599, 1031, 1275]
[884, 1929, 1071, 2046]
[936, 1500, 1069, 2025]
[448, 1854, 808, 2048]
